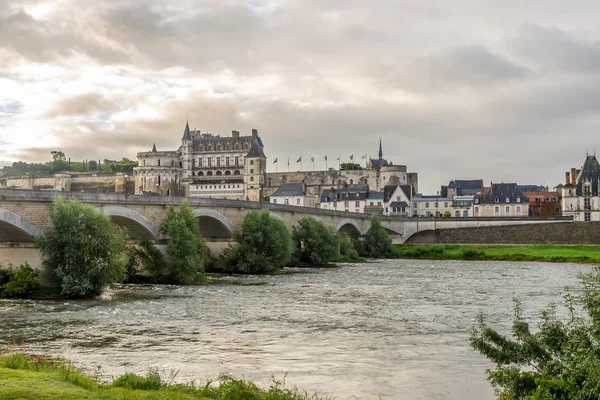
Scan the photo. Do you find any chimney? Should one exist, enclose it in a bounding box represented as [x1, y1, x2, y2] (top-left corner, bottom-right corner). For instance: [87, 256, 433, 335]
[571, 168, 577, 184]
[565, 172, 570, 185]
[490, 181, 493, 193]
[251, 129, 258, 141]
[302, 180, 307, 195]
[232, 130, 239, 143]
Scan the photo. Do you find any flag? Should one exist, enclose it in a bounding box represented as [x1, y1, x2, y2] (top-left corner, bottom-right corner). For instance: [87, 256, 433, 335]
[287, 158, 290, 166]
[349, 154, 354, 161]
[311, 156, 314, 162]
[273, 158, 278, 164]
[337, 155, 340, 161]
[324, 155, 328, 161]
[361, 154, 367, 159]
[297, 156, 302, 163]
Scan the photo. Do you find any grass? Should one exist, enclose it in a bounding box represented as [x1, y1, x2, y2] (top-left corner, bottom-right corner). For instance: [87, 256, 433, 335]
[393, 244, 600, 263]
[0, 352, 328, 400]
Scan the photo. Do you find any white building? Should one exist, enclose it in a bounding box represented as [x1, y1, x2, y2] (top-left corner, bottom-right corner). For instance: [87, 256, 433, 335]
[318, 184, 411, 216]
[473, 183, 529, 217]
[270, 182, 316, 207]
[412, 195, 455, 217]
[560, 154, 600, 221]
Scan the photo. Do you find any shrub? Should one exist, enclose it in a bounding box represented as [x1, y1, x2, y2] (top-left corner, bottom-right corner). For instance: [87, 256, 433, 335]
[292, 216, 340, 265]
[112, 370, 163, 390]
[460, 248, 484, 259]
[2, 262, 40, 298]
[135, 236, 168, 282]
[362, 214, 394, 258]
[221, 209, 292, 274]
[160, 199, 210, 284]
[337, 233, 362, 262]
[37, 198, 129, 297]
[471, 266, 600, 399]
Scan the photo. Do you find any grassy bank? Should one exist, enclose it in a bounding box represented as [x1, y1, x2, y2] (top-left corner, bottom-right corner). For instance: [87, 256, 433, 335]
[0, 352, 327, 400]
[393, 244, 600, 263]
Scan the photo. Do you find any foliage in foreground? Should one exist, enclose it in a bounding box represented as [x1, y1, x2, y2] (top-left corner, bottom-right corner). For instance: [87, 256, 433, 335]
[220, 209, 292, 274]
[361, 214, 394, 258]
[337, 233, 363, 263]
[470, 266, 600, 399]
[38, 198, 128, 297]
[292, 216, 340, 265]
[0, 262, 40, 298]
[0, 352, 327, 400]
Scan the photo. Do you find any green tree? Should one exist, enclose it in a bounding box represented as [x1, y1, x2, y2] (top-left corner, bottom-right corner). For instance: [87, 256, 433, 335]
[471, 267, 600, 399]
[292, 216, 340, 265]
[1, 263, 40, 298]
[159, 199, 210, 283]
[88, 160, 98, 171]
[221, 209, 292, 274]
[38, 198, 128, 297]
[51, 150, 66, 161]
[337, 233, 362, 262]
[340, 162, 363, 171]
[362, 214, 394, 258]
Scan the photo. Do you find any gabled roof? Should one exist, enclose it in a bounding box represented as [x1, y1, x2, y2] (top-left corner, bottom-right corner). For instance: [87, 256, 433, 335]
[366, 191, 384, 200]
[383, 184, 412, 202]
[576, 154, 600, 196]
[246, 139, 267, 158]
[478, 183, 528, 204]
[271, 182, 312, 197]
[182, 121, 192, 141]
[370, 158, 389, 168]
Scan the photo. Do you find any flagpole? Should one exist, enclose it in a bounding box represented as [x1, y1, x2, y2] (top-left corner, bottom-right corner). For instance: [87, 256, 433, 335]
[312, 158, 315, 171]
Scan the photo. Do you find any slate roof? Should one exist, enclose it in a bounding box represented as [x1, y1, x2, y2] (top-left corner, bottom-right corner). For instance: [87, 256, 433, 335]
[319, 184, 369, 202]
[389, 201, 409, 207]
[246, 139, 267, 158]
[182, 122, 192, 141]
[366, 192, 384, 200]
[576, 155, 600, 196]
[370, 158, 390, 168]
[271, 182, 311, 197]
[518, 184, 546, 192]
[453, 179, 483, 195]
[477, 183, 528, 204]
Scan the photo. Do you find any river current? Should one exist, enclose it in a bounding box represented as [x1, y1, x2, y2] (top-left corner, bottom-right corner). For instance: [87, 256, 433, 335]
[0, 260, 592, 399]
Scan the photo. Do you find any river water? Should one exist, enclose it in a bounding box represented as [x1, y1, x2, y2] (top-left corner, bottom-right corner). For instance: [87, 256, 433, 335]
[0, 260, 592, 399]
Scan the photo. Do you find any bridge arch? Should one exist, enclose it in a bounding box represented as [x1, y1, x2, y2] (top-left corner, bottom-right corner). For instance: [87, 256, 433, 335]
[102, 206, 160, 240]
[193, 209, 235, 239]
[0, 208, 43, 242]
[336, 219, 363, 236]
[381, 223, 403, 235]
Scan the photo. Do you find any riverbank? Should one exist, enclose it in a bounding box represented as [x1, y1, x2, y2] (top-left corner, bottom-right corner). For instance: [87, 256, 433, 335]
[393, 244, 600, 263]
[0, 352, 327, 400]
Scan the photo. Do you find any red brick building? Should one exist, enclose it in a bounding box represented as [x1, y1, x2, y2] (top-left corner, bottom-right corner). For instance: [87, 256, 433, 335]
[522, 191, 561, 216]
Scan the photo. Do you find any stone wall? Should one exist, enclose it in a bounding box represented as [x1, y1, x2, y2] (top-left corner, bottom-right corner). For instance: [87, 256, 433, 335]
[406, 222, 600, 244]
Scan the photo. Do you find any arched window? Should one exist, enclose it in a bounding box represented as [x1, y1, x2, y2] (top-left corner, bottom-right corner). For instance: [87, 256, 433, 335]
[225, 170, 231, 176]
[207, 171, 213, 176]
[198, 171, 204, 176]
[216, 171, 223, 176]
[234, 170, 241, 176]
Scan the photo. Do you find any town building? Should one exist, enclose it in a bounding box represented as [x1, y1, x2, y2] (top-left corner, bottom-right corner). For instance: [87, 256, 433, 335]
[522, 191, 561, 216]
[560, 154, 600, 221]
[473, 183, 529, 217]
[270, 182, 316, 207]
[318, 183, 411, 216]
[440, 179, 483, 198]
[412, 195, 455, 217]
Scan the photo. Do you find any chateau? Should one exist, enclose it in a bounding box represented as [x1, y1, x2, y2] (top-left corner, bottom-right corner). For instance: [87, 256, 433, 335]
[134, 122, 418, 202]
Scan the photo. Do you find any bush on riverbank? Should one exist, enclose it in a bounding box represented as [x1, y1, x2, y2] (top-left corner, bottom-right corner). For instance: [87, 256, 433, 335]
[38, 198, 128, 298]
[471, 266, 600, 399]
[0, 352, 327, 399]
[362, 214, 395, 258]
[337, 233, 364, 263]
[292, 216, 340, 265]
[220, 209, 292, 274]
[0, 262, 40, 298]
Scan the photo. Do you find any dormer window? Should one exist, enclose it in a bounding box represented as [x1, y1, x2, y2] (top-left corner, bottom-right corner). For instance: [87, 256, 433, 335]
[517, 198, 521, 203]
[495, 197, 499, 203]
[505, 197, 510, 203]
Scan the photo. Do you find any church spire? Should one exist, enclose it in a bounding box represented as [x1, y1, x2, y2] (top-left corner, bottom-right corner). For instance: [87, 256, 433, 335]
[378, 137, 383, 160]
[182, 120, 192, 141]
[152, 143, 157, 152]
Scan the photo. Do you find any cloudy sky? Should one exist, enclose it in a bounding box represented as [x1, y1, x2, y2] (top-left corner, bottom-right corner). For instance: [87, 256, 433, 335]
[1, 0, 599, 193]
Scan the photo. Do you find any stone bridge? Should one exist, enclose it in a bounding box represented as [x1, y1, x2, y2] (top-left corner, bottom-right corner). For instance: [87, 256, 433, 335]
[0, 189, 572, 249]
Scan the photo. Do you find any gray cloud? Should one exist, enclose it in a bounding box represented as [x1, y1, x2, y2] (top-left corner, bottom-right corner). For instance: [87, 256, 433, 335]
[1, 0, 600, 193]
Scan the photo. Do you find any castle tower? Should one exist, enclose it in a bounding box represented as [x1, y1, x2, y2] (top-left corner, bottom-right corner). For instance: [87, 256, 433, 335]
[181, 121, 193, 180]
[244, 129, 267, 201]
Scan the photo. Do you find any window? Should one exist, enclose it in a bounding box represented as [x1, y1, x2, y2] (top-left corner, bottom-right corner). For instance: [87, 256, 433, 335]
[444, 202, 448, 208]
[378, 202, 382, 206]
[226, 157, 230, 167]
[344, 201, 349, 207]
[296, 198, 300, 205]
[495, 197, 499, 203]
[585, 212, 591, 222]
[285, 198, 289, 205]
[250, 169, 254, 173]
[250, 160, 254, 165]
[425, 202, 429, 208]
[455, 210, 460, 217]
[208, 158, 212, 167]
[474, 206, 479, 213]
[157, 175, 161, 185]
[171, 160, 175, 167]
[413, 202, 417, 209]
[273, 198, 277, 204]
[397, 196, 401, 201]
[250, 177, 254, 181]
[235, 156, 239, 166]
[434, 202, 439, 208]
[506, 206, 510, 212]
[516, 197, 521, 203]
[157, 159, 161, 166]
[475, 198, 480, 204]
[370, 202, 374, 206]
[463, 210, 468, 217]
[505, 197, 510, 203]
[426, 211, 431, 217]
[435, 211, 440, 217]
[143, 160, 146, 166]
[495, 207, 499, 213]
[355, 201, 360, 207]
[217, 157, 221, 167]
